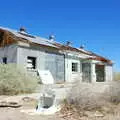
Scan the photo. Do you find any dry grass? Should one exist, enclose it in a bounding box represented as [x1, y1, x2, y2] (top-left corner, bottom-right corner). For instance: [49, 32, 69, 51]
[0, 64, 38, 95]
[114, 72, 120, 81]
[60, 81, 120, 120]
[67, 83, 106, 111]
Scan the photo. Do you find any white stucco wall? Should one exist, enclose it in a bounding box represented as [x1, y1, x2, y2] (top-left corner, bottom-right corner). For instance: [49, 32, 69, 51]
[91, 63, 97, 83]
[65, 55, 82, 83]
[105, 65, 113, 82]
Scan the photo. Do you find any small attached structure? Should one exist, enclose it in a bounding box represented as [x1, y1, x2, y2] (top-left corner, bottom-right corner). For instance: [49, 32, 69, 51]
[0, 27, 113, 83]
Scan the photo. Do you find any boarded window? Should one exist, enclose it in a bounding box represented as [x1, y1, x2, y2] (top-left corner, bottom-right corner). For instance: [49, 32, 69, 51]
[3, 57, 7, 64]
[27, 56, 36, 69]
[72, 63, 78, 72]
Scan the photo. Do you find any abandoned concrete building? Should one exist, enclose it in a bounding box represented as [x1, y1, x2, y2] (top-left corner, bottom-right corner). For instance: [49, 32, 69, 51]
[0, 27, 113, 83]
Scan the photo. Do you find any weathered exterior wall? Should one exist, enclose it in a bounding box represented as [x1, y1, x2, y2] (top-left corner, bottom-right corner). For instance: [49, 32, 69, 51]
[17, 46, 65, 83]
[0, 43, 113, 84]
[88, 60, 113, 83]
[105, 65, 113, 82]
[65, 54, 82, 83]
[45, 52, 65, 83]
[0, 44, 17, 63]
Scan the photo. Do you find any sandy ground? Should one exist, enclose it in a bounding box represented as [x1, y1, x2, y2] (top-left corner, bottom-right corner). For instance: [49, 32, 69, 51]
[0, 108, 63, 120]
[0, 107, 63, 120]
[1, 94, 120, 120]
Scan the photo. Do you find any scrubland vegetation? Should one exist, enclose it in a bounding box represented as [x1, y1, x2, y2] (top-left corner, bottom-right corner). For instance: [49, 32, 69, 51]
[0, 64, 38, 95]
[60, 82, 120, 120]
[1, 65, 120, 119]
[114, 72, 120, 81]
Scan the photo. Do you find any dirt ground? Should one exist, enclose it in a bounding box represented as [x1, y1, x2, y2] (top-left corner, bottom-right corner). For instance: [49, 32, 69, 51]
[0, 94, 120, 120]
[0, 107, 63, 120]
[0, 94, 64, 120]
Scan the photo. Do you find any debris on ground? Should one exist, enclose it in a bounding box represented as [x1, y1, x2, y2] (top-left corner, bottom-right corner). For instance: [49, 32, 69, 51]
[0, 101, 22, 108]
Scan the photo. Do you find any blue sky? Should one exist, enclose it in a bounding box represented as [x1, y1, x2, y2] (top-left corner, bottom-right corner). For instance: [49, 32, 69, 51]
[0, 0, 120, 71]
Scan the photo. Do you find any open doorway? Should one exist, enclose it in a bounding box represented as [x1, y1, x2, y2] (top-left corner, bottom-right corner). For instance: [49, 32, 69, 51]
[82, 63, 91, 83]
[96, 64, 105, 82]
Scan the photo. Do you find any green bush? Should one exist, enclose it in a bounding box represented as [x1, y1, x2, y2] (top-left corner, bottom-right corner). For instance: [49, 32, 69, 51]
[0, 64, 38, 95]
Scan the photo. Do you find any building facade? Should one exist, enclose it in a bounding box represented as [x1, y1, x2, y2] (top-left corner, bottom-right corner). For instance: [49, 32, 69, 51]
[0, 27, 113, 83]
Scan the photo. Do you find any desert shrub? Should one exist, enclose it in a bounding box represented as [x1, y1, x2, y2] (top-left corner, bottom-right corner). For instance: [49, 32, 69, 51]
[0, 64, 38, 95]
[61, 81, 120, 120]
[66, 82, 105, 111]
[104, 82, 120, 104]
[67, 81, 120, 111]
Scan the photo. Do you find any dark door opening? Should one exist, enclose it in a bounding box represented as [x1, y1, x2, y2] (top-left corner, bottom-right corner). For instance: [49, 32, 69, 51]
[82, 63, 91, 83]
[96, 64, 105, 82]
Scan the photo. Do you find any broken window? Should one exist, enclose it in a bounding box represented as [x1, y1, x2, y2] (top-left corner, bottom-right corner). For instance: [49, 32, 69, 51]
[3, 57, 7, 64]
[27, 56, 36, 69]
[72, 63, 78, 72]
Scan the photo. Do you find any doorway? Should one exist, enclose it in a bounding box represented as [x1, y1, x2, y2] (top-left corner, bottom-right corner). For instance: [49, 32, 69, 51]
[82, 63, 91, 83]
[96, 64, 105, 82]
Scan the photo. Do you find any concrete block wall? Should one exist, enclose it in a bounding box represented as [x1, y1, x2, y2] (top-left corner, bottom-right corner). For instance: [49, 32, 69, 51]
[17, 46, 65, 83]
[0, 44, 17, 63]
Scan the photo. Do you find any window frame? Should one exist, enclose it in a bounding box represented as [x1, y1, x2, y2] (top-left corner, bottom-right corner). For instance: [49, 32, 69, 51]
[27, 56, 37, 70]
[72, 62, 78, 72]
